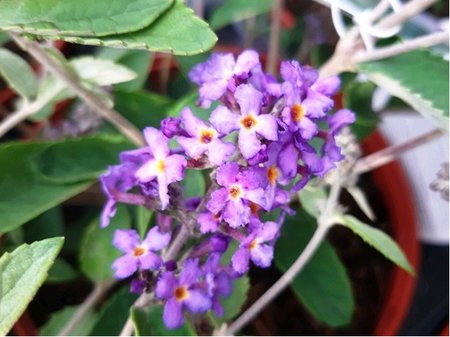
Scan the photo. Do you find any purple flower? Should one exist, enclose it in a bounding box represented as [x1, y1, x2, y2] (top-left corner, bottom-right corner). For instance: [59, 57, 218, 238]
[161, 117, 184, 138]
[189, 50, 260, 107]
[207, 163, 266, 228]
[176, 107, 234, 166]
[156, 259, 211, 329]
[197, 212, 221, 233]
[112, 227, 171, 279]
[231, 220, 279, 274]
[135, 127, 187, 210]
[210, 84, 278, 159]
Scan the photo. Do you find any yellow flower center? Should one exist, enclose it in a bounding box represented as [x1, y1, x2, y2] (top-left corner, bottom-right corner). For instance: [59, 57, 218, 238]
[174, 286, 189, 301]
[240, 115, 257, 130]
[249, 239, 258, 250]
[291, 103, 305, 122]
[267, 165, 280, 185]
[156, 159, 165, 173]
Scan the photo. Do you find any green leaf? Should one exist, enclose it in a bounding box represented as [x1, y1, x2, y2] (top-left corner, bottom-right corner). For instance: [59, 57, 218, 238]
[358, 50, 449, 129]
[274, 211, 354, 327]
[49, 1, 217, 56]
[115, 51, 153, 91]
[210, 277, 250, 325]
[0, 237, 64, 335]
[298, 183, 327, 218]
[135, 206, 153, 238]
[0, 141, 92, 234]
[183, 169, 205, 198]
[114, 90, 172, 130]
[70, 57, 137, 86]
[0, 0, 173, 37]
[336, 214, 414, 274]
[79, 205, 131, 282]
[23, 206, 65, 243]
[0, 48, 38, 100]
[90, 287, 138, 335]
[39, 305, 98, 336]
[46, 258, 78, 283]
[343, 81, 379, 140]
[131, 305, 196, 336]
[30, 134, 132, 184]
[209, 0, 272, 30]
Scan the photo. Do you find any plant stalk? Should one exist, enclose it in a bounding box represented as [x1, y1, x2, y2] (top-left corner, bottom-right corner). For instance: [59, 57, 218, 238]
[266, 0, 283, 75]
[9, 33, 145, 146]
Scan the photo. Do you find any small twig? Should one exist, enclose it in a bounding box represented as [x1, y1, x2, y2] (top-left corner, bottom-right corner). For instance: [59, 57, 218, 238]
[266, 0, 283, 75]
[377, 0, 438, 29]
[224, 175, 344, 335]
[192, 0, 204, 19]
[9, 33, 144, 146]
[353, 128, 444, 175]
[354, 31, 449, 63]
[244, 17, 256, 49]
[58, 280, 116, 336]
[0, 100, 46, 137]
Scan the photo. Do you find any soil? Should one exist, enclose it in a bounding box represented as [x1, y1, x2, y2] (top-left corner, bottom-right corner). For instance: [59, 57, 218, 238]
[242, 172, 393, 336]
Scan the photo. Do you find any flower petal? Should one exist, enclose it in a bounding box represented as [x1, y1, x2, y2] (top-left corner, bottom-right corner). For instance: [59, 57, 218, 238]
[198, 212, 219, 233]
[157, 173, 170, 210]
[235, 84, 263, 116]
[139, 251, 163, 270]
[234, 50, 259, 75]
[207, 188, 228, 214]
[184, 289, 212, 314]
[177, 136, 207, 159]
[200, 79, 228, 102]
[223, 199, 249, 228]
[135, 159, 158, 183]
[143, 127, 169, 158]
[113, 229, 141, 253]
[180, 107, 209, 137]
[216, 162, 239, 186]
[207, 140, 234, 166]
[163, 298, 184, 330]
[209, 105, 240, 135]
[144, 226, 171, 251]
[250, 244, 273, 268]
[156, 271, 177, 299]
[298, 116, 318, 140]
[180, 259, 201, 286]
[231, 247, 250, 274]
[164, 154, 187, 184]
[112, 254, 138, 279]
[100, 199, 116, 228]
[255, 114, 278, 141]
[257, 221, 279, 242]
[238, 129, 261, 159]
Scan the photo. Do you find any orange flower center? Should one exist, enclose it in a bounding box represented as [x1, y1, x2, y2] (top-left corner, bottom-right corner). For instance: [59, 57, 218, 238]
[133, 246, 146, 257]
[267, 165, 280, 185]
[291, 103, 305, 122]
[249, 202, 260, 216]
[199, 129, 215, 144]
[249, 239, 258, 250]
[174, 286, 189, 301]
[212, 213, 221, 221]
[229, 185, 242, 200]
[240, 115, 257, 130]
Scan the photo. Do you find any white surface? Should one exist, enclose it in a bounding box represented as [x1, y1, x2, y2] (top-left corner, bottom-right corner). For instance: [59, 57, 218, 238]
[379, 112, 449, 244]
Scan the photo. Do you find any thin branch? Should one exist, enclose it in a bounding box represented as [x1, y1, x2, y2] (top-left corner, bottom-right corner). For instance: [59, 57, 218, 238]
[9, 33, 145, 146]
[353, 128, 444, 175]
[377, 0, 438, 29]
[354, 31, 449, 63]
[58, 280, 116, 336]
[192, 0, 204, 19]
[266, 0, 283, 75]
[0, 100, 44, 137]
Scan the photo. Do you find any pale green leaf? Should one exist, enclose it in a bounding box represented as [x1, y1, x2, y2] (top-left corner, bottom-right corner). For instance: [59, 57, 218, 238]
[47, 1, 217, 55]
[0, 141, 92, 234]
[0, 237, 64, 335]
[79, 205, 131, 282]
[358, 50, 449, 129]
[0, 48, 38, 100]
[275, 211, 354, 327]
[209, 0, 272, 30]
[136, 206, 153, 238]
[298, 184, 327, 218]
[336, 214, 414, 274]
[0, 0, 173, 37]
[39, 305, 98, 336]
[346, 186, 375, 221]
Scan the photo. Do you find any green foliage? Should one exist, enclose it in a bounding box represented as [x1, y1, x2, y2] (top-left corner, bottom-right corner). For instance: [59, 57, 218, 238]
[131, 305, 196, 336]
[23, 206, 65, 243]
[39, 305, 98, 336]
[0, 237, 64, 335]
[298, 183, 327, 218]
[79, 205, 131, 282]
[358, 50, 449, 129]
[0, 0, 173, 37]
[46, 258, 78, 283]
[336, 214, 414, 274]
[135, 206, 154, 238]
[209, 0, 272, 30]
[274, 211, 354, 327]
[0, 47, 38, 100]
[0, 141, 92, 234]
[30, 134, 132, 184]
[183, 169, 206, 198]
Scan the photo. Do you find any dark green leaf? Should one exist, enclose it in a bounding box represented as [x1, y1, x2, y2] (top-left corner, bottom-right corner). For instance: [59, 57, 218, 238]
[131, 305, 196, 336]
[0, 141, 92, 234]
[79, 205, 131, 282]
[90, 287, 138, 335]
[0, 237, 64, 335]
[30, 134, 132, 184]
[183, 169, 205, 198]
[50, 1, 217, 56]
[209, 0, 272, 30]
[358, 50, 449, 129]
[46, 258, 78, 283]
[337, 214, 414, 274]
[135, 205, 153, 238]
[0, 47, 38, 100]
[274, 211, 354, 327]
[39, 305, 98, 336]
[23, 206, 65, 243]
[0, 0, 173, 37]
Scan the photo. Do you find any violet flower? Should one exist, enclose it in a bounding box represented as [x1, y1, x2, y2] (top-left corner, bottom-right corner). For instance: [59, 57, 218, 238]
[135, 127, 187, 210]
[177, 107, 234, 166]
[210, 84, 278, 159]
[207, 162, 266, 228]
[156, 259, 211, 329]
[112, 227, 171, 279]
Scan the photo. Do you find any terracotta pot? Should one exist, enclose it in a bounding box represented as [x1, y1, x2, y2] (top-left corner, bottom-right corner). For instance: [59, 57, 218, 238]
[361, 130, 421, 336]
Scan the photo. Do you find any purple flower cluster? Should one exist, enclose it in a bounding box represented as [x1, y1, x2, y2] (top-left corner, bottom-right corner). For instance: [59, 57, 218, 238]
[100, 50, 355, 329]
